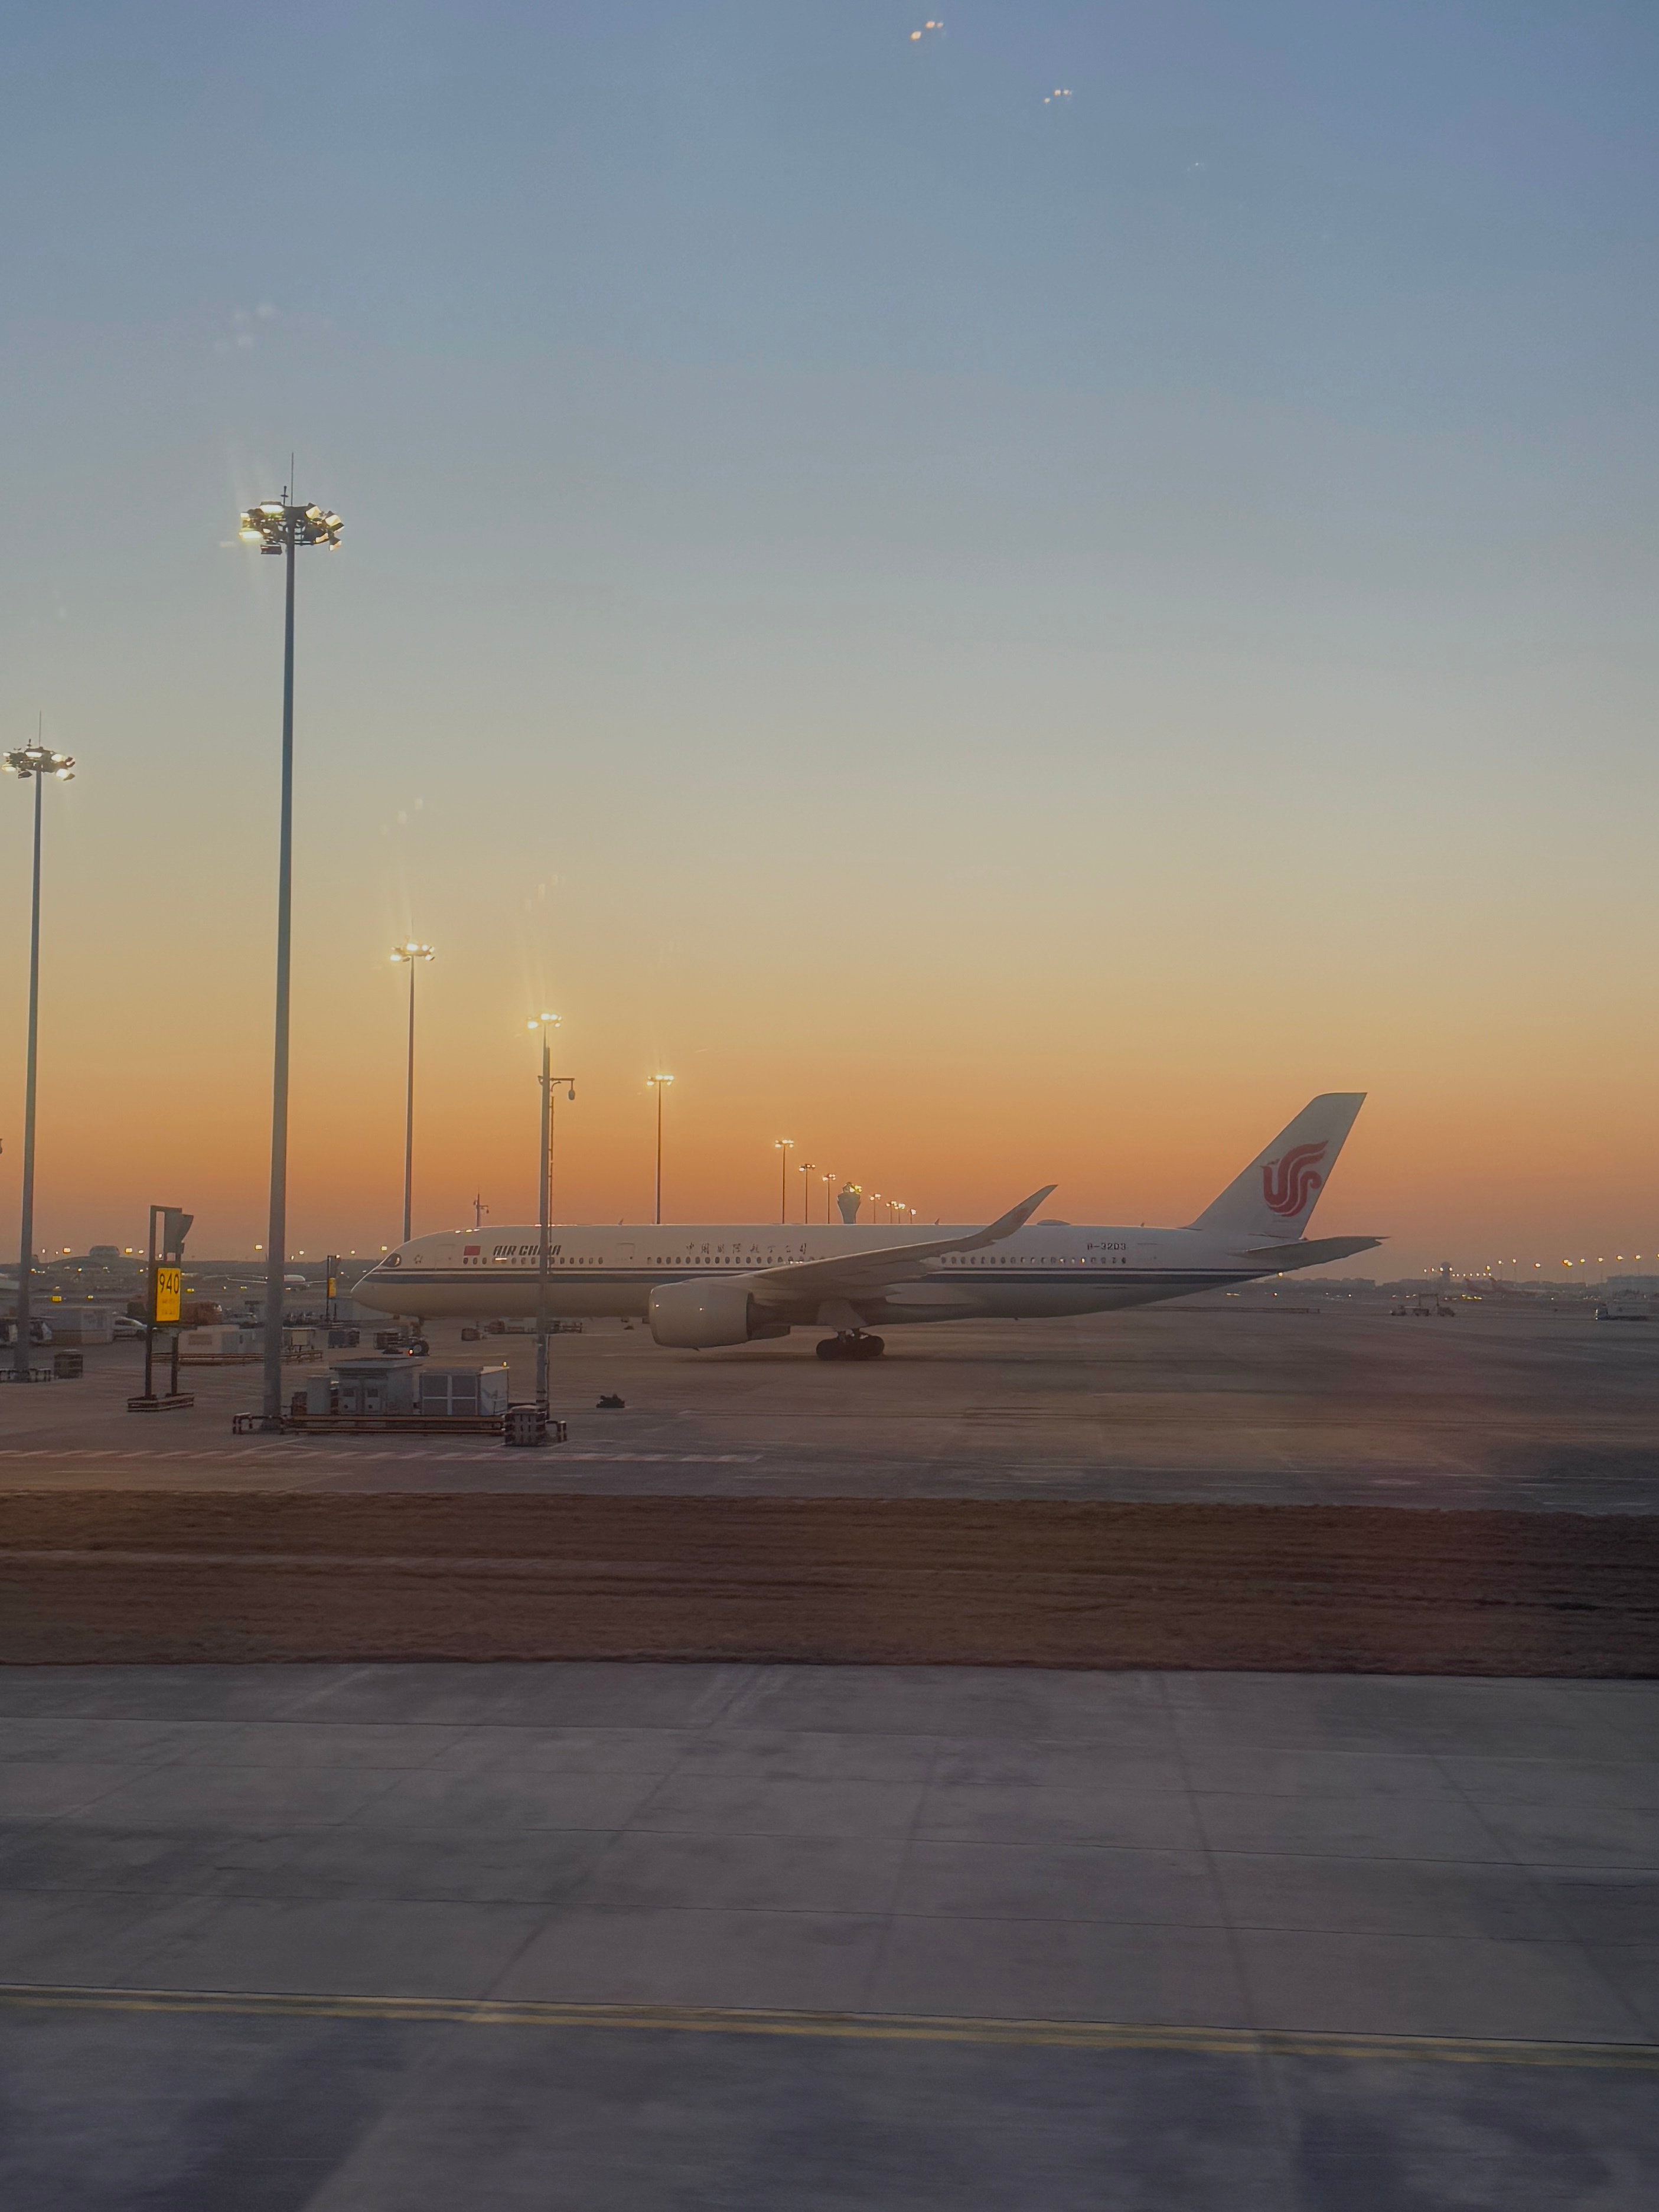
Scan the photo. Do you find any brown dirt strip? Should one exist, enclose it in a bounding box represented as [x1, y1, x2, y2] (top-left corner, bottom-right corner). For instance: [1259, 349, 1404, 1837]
[0, 1492, 1655, 1672]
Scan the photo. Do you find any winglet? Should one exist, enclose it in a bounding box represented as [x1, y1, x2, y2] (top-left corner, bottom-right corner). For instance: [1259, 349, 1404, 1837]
[969, 1185, 1058, 1249]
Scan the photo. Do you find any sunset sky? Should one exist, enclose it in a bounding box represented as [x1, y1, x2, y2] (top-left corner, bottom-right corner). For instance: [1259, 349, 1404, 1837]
[1, 2, 1656, 1276]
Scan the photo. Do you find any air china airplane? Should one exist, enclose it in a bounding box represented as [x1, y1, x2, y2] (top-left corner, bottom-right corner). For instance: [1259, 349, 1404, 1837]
[355, 1094, 1380, 1361]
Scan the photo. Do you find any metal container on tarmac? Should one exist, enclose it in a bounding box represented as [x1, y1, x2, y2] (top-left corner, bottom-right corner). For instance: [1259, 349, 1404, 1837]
[317, 1358, 509, 1420]
[328, 1356, 421, 1416]
[419, 1365, 509, 1418]
[177, 1326, 261, 1365]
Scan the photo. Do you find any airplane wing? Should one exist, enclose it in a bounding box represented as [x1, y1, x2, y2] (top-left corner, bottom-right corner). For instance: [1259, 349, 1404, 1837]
[747, 1186, 1057, 1311]
[1236, 1235, 1384, 1268]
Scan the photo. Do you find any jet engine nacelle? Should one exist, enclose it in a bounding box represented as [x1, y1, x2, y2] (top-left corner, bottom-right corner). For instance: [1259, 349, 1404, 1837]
[647, 1277, 789, 1349]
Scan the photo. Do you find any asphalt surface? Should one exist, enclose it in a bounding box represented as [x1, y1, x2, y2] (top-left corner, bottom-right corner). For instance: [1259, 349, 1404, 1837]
[4, 1299, 1653, 2198]
[2, 1660, 1657, 2208]
[2, 1300, 1656, 1510]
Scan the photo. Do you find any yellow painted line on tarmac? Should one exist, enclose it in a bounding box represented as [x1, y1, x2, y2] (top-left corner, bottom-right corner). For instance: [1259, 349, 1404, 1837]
[1, 1985, 1655, 2070]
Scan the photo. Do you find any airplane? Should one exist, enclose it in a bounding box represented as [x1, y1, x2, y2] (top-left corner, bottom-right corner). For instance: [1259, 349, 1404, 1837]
[354, 1093, 1379, 1360]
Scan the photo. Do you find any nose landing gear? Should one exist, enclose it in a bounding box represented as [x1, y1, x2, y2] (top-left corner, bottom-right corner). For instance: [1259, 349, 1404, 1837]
[816, 1332, 885, 1361]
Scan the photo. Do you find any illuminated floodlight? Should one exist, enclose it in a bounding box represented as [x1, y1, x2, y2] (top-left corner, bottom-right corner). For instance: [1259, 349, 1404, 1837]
[2, 744, 75, 782]
[237, 500, 343, 555]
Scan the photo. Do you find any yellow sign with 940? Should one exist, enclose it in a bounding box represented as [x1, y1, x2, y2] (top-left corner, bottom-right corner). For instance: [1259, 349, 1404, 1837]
[152, 1267, 182, 1326]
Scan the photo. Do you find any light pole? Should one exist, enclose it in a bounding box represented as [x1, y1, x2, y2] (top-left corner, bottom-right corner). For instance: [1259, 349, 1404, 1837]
[647, 1076, 673, 1226]
[546, 1074, 575, 1226]
[390, 942, 435, 1244]
[238, 490, 343, 1427]
[527, 1014, 563, 1407]
[822, 1172, 835, 1225]
[2, 742, 74, 1381]
[775, 1139, 793, 1225]
[798, 1162, 815, 1225]
[650, 1075, 677, 1229]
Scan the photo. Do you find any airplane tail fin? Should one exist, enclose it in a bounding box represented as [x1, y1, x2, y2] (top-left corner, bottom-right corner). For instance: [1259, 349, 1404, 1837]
[1189, 1093, 1366, 1244]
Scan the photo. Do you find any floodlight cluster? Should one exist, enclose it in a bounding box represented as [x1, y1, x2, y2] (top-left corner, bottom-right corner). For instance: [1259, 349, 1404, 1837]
[237, 500, 344, 554]
[2, 745, 75, 782]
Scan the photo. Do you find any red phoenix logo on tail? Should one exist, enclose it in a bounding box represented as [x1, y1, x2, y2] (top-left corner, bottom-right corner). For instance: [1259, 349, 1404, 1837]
[1262, 1141, 1328, 1219]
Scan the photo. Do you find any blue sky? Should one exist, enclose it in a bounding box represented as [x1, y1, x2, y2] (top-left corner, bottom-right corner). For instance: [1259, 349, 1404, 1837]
[1, 2, 1656, 1263]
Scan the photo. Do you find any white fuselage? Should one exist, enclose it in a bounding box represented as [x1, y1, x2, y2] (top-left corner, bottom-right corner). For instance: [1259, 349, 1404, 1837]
[356, 1221, 1319, 1332]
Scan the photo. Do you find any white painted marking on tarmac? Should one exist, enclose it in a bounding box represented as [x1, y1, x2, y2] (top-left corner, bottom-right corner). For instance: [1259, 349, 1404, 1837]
[560, 1452, 761, 1464]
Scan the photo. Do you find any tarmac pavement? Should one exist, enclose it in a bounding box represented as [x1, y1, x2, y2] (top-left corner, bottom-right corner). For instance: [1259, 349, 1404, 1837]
[1, 1660, 1657, 2207]
[4, 1302, 1655, 2199]
[1, 1301, 1655, 1510]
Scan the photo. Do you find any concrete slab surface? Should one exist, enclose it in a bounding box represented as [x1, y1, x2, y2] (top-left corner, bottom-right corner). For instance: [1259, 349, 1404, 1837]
[2, 1302, 1656, 1510]
[1, 1660, 1657, 2206]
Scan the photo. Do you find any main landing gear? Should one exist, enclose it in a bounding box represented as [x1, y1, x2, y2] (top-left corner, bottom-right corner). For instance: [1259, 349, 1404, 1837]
[816, 1332, 885, 1362]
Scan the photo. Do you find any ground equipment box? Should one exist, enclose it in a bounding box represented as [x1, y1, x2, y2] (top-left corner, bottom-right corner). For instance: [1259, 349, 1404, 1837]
[419, 1365, 509, 1418]
[177, 1326, 261, 1365]
[289, 1357, 514, 1434]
